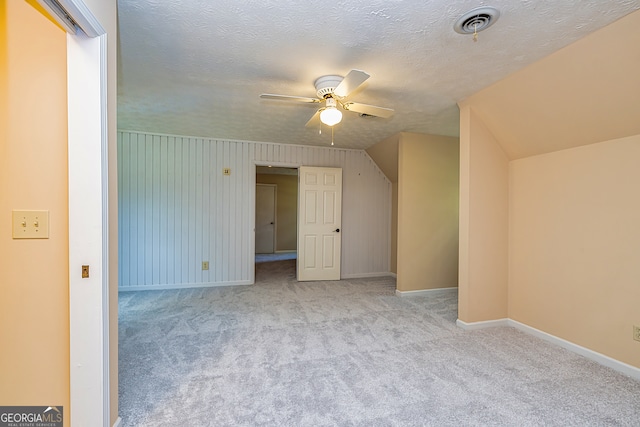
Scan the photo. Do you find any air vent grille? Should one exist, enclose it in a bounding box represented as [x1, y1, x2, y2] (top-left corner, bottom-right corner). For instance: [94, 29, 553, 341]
[454, 6, 500, 35]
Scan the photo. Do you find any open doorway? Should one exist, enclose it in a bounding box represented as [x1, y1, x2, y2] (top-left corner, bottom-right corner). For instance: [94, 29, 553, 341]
[255, 166, 298, 266]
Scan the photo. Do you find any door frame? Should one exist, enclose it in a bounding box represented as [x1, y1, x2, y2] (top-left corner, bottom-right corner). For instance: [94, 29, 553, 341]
[42, 0, 113, 425]
[68, 29, 111, 426]
[251, 161, 299, 284]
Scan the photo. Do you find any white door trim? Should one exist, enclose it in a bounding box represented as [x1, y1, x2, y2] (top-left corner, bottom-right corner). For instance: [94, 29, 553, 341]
[54, 1, 112, 425]
[251, 161, 300, 284]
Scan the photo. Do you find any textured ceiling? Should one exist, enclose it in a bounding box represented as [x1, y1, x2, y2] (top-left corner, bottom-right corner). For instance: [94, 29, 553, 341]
[117, 1, 640, 150]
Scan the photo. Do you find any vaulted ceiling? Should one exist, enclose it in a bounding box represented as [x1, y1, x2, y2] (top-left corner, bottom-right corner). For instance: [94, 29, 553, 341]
[117, 1, 640, 150]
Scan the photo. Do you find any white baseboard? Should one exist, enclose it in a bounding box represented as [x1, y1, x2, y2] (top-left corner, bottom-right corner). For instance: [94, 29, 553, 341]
[341, 272, 396, 279]
[396, 287, 458, 297]
[113, 417, 122, 427]
[508, 319, 640, 381]
[456, 317, 640, 381]
[456, 318, 509, 330]
[388, 272, 397, 279]
[119, 280, 252, 292]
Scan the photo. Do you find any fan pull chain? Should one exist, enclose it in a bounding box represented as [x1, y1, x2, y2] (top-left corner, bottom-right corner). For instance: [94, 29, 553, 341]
[331, 126, 334, 146]
[473, 21, 478, 42]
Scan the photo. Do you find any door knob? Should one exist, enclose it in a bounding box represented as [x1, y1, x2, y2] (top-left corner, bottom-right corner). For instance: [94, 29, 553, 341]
[270, 222, 274, 225]
[334, 228, 340, 233]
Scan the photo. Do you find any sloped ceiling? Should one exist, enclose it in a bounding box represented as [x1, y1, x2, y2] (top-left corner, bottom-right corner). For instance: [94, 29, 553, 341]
[117, 1, 640, 150]
[460, 10, 640, 159]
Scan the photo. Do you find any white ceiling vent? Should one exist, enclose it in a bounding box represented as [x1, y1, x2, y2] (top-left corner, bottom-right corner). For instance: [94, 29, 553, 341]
[454, 6, 500, 35]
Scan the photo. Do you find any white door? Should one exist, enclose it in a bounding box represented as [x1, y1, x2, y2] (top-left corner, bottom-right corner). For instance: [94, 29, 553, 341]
[255, 184, 276, 253]
[298, 166, 342, 281]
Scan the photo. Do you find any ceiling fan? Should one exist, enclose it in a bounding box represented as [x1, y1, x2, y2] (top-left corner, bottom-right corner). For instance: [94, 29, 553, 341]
[260, 70, 394, 128]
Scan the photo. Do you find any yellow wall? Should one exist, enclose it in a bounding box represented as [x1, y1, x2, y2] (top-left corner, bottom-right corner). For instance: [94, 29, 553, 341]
[0, 1, 70, 423]
[368, 132, 458, 283]
[390, 181, 398, 274]
[397, 132, 459, 291]
[458, 107, 508, 321]
[509, 134, 640, 367]
[459, 10, 640, 367]
[1, 0, 118, 423]
[256, 174, 297, 251]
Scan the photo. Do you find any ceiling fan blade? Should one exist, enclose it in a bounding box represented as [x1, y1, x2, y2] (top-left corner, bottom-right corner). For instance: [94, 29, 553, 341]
[260, 94, 320, 103]
[333, 69, 370, 98]
[344, 102, 394, 119]
[305, 110, 321, 128]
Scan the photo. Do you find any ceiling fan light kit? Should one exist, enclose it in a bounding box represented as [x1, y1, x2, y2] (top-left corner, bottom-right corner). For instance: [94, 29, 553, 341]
[320, 97, 342, 126]
[260, 69, 394, 136]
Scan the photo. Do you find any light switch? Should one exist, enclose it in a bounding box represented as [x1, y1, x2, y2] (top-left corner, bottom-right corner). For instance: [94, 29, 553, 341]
[12, 210, 49, 239]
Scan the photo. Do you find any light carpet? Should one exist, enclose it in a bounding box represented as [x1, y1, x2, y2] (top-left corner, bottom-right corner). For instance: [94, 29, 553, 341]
[255, 252, 297, 263]
[119, 260, 640, 426]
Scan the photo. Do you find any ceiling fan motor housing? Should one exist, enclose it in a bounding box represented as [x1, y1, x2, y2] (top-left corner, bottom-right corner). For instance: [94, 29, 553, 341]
[314, 75, 343, 98]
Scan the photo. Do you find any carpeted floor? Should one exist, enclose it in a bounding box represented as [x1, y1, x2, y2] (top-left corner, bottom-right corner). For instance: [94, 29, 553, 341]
[118, 260, 640, 426]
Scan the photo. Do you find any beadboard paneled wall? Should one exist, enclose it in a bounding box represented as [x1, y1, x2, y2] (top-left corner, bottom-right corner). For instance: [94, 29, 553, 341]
[118, 131, 391, 290]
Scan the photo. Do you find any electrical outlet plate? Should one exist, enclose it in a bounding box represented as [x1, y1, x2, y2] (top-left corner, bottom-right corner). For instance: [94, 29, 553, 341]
[202, 261, 209, 270]
[633, 325, 640, 342]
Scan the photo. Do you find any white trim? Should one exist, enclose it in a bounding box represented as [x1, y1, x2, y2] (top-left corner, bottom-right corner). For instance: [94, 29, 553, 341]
[508, 319, 640, 381]
[342, 272, 396, 279]
[63, 1, 111, 425]
[395, 286, 458, 297]
[455, 318, 640, 380]
[98, 31, 110, 427]
[456, 318, 509, 330]
[119, 280, 253, 292]
[112, 417, 122, 427]
[255, 160, 303, 168]
[59, 0, 104, 36]
[68, 31, 109, 427]
[254, 160, 300, 284]
[388, 272, 397, 279]
[250, 162, 256, 284]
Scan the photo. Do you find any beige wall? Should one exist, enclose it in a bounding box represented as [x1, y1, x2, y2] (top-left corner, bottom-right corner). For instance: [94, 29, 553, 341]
[366, 134, 399, 273]
[458, 107, 509, 322]
[509, 134, 640, 367]
[390, 181, 398, 274]
[459, 10, 640, 368]
[397, 132, 459, 291]
[1, 0, 118, 423]
[463, 10, 640, 159]
[256, 174, 297, 251]
[0, 1, 70, 424]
